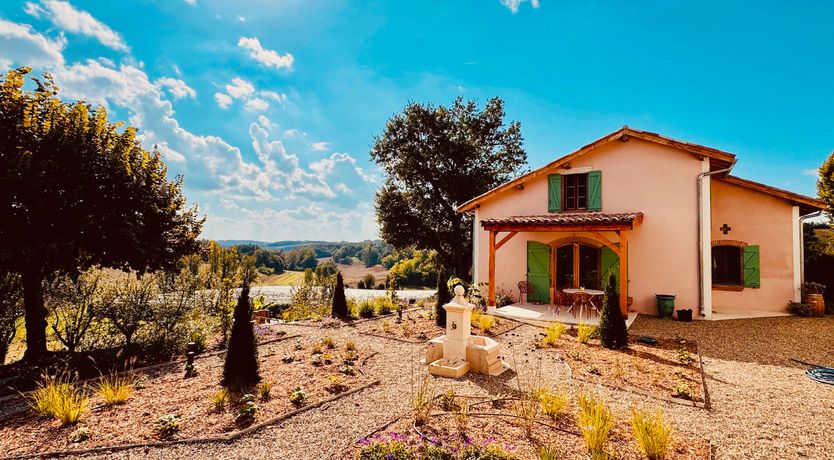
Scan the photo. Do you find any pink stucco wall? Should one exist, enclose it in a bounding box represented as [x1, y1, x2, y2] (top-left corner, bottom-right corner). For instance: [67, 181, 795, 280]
[710, 179, 797, 313]
[474, 138, 705, 315]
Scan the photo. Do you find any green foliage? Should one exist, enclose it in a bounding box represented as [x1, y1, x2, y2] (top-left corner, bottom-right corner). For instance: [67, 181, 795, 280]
[817, 151, 834, 221]
[577, 323, 597, 344]
[495, 288, 516, 308]
[236, 244, 286, 274]
[46, 270, 105, 353]
[358, 434, 517, 460]
[97, 372, 133, 405]
[29, 371, 88, 425]
[289, 386, 307, 406]
[68, 426, 91, 443]
[315, 261, 338, 279]
[672, 382, 692, 400]
[358, 300, 376, 318]
[100, 272, 156, 348]
[578, 393, 614, 459]
[259, 382, 272, 401]
[598, 274, 627, 349]
[156, 413, 182, 438]
[0, 271, 23, 364]
[235, 394, 258, 424]
[331, 272, 349, 319]
[538, 446, 559, 460]
[222, 284, 260, 388]
[0, 68, 203, 360]
[387, 250, 437, 288]
[631, 409, 673, 460]
[477, 314, 496, 333]
[282, 271, 336, 321]
[371, 97, 527, 276]
[788, 300, 822, 317]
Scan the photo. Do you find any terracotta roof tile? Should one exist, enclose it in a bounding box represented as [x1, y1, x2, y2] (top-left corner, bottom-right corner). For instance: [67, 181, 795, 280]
[481, 212, 643, 227]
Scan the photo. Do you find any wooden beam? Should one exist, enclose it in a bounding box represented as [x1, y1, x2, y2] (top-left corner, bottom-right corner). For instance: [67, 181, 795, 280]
[590, 231, 620, 256]
[494, 231, 518, 250]
[488, 230, 496, 306]
[619, 230, 629, 317]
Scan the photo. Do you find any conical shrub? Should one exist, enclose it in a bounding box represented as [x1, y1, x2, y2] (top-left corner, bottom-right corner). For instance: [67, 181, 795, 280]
[332, 271, 349, 319]
[598, 274, 628, 349]
[435, 272, 450, 327]
[222, 284, 260, 388]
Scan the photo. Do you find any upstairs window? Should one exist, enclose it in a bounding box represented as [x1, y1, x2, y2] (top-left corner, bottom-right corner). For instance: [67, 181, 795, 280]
[563, 173, 588, 211]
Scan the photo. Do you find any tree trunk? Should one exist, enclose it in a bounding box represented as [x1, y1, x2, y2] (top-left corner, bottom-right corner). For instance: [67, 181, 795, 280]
[21, 266, 48, 361]
[0, 340, 8, 365]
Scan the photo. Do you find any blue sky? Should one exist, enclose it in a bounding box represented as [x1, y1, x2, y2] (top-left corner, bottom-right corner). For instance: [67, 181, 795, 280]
[1, 0, 832, 241]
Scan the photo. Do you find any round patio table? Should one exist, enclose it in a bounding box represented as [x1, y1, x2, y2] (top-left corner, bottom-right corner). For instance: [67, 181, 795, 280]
[563, 288, 604, 318]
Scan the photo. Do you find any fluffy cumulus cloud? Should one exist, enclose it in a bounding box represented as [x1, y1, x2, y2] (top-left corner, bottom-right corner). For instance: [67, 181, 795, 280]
[500, 0, 540, 14]
[155, 77, 196, 100]
[238, 36, 294, 70]
[214, 92, 233, 109]
[0, 18, 65, 69]
[310, 142, 330, 151]
[213, 77, 285, 112]
[0, 13, 376, 241]
[24, 0, 128, 51]
[245, 97, 269, 111]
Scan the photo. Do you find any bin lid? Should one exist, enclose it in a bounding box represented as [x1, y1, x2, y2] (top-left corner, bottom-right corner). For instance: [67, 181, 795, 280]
[655, 294, 676, 298]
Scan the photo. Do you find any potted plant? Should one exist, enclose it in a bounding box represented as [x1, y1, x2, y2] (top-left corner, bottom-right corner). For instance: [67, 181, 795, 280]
[801, 282, 826, 315]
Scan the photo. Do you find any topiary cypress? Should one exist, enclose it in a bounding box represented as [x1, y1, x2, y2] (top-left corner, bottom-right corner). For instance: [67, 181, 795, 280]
[435, 271, 450, 327]
[332, 271, 349, 319]
[598, 274, 628, 349]
[222, 283, 260, 388]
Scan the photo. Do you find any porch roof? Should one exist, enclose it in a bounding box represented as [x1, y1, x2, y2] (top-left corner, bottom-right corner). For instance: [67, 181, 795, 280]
[481, 212, 643, 232]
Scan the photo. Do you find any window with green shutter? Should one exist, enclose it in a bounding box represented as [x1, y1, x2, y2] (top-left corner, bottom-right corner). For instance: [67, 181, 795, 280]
[548, 174, 561, 212]
[587, 170, 602, 211]
[743, 245, 761, 288]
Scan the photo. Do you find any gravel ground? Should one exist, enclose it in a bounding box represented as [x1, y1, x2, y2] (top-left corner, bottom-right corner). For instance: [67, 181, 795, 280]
[40, 315, 834, 460]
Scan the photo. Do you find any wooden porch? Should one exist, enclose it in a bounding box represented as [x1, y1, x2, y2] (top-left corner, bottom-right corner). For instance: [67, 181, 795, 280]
[482, 212, 644, 317]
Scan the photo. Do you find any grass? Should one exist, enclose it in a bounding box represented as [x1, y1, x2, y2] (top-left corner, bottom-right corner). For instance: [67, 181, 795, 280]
[259, 382, 273, 401]
[212, 388, 230, 412]
[97, 372, 133, 405]
[478, 314, 496, 333]
[542, 322, 565, 346]
[578, 392, 614, 458]
[631, 408, 673, 460]
[267, 270, 305, 286]
[536, 387, 569, 419]
[29, 372, 88, 425]
[577, 323, 597, 344]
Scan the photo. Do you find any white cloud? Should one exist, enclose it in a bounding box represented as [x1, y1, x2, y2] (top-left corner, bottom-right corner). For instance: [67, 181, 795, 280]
[804, 169, 819, 177]
[0, 18, 65, 69]
[500, 0, 540, 14]
[257, 115, 273, 129]
[225, 77, 255, 99]
[284, 128, 304, 137]
[214, 92, 233, 109]
[310, 142, 331, 151]
[244, 97, 269, 111]
[238, 36, 294, 70]
[24, 0, 129, 51]
[237, 16, 246, 23]
[260, 90, 287, 102]
[155, 77, 196, 100]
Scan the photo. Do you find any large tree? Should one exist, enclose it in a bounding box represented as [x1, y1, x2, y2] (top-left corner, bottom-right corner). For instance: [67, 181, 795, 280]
[818, 152, 834, 221]
[0, 68, 203, 361]
[371, 97, 526, 278]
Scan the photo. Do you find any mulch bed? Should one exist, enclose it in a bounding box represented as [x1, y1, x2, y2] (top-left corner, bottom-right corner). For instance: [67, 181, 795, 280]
[357, 309, 520, 343]
[535, 330, 705, 405]
[0, 335, 374, 457]
[338, 396, 711, 460]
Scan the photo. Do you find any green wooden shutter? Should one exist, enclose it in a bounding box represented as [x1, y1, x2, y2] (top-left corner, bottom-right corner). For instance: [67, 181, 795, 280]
[588, 170, 602, 211]
[527, 241, 551, 302]
[600, 247, 620, 290]
[743, 245, 760, 288]
[547, 174, 561, 212]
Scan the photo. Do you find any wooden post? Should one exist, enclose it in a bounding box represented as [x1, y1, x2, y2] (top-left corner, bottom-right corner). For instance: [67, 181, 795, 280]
[619, 230, 628, 317]
[488, 230, 496, 306]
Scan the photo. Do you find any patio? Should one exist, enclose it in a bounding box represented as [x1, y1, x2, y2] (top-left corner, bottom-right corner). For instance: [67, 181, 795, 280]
[489, 303, 639, 327]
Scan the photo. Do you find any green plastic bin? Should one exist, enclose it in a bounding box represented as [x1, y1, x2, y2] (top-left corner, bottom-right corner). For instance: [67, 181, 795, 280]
[655, 294, 676, 318]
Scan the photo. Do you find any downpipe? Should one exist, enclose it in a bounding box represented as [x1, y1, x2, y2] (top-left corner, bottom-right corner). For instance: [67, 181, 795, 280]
[697, 165, 735, 317]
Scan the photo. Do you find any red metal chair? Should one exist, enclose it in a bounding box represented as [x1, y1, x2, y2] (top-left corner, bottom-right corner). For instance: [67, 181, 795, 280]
[551, 289, 566, 316]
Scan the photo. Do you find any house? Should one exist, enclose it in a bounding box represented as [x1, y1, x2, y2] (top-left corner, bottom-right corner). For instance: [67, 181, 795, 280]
[458, 127, 826, 320]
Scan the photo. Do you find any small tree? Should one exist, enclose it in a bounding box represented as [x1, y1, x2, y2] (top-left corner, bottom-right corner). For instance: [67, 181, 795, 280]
[598, 274, 628, 349]
[222, 283, 260, 388]
[46, 270, 103, 353]
[0, 272, 23, 364]
[331, 271, 349, 319]
[435, 271, 450, 327]
[101, 273, 156, 349]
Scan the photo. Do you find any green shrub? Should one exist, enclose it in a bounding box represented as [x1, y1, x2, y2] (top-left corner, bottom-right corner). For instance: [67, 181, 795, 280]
[538, 446, 559, 460]
[375, 297, 395, 315]
[235, 394, 258, 424]
[478, 314, 496, 333]
[29, 372, 88, 425]
[289, 386, 307, 406]
[68, 426, 91, 443]
[631, 409, 673, 460]
[577, 323, 597, 344]
[97, 372, 132, 405]
[672, 382, 692, 400]
[358, 440, 411, 460]
[259, 382, 272, 401]
[212, 388, 229, 412]
[222, 284, 260, 389]
[331, 272, 349, 319]
[788, 300, 821, 317]
[345, 340, 357, 352]
[578, 393, 613, 458]
[323, 336, 336, 349]
[358, 301, 376, 318]
[598, 274, 627, 349]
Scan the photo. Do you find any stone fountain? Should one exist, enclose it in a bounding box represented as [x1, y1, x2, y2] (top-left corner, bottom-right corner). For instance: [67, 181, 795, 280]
[425, 285, 509, 378]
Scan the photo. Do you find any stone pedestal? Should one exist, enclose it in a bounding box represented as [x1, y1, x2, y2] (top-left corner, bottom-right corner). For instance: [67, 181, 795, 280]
[427, 286, 509, 378]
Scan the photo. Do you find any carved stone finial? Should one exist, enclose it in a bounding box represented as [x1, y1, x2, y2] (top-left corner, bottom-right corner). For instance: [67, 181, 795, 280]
[453, 285, 465, 296]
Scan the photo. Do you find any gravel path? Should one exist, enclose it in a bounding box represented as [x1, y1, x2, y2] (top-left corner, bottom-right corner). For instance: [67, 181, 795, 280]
[55, 315, 834, 460]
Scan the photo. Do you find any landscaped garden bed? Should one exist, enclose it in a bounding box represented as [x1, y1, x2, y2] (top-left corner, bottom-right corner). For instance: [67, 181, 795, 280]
[0, 335, 374, 457]
[338, 390, 711, 460]
[534, 324, 705, 405]
[358, 308, 519, 342]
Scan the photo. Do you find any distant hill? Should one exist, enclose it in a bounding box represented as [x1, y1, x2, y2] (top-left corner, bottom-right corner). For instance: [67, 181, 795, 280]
[215, 239, 382, 250]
